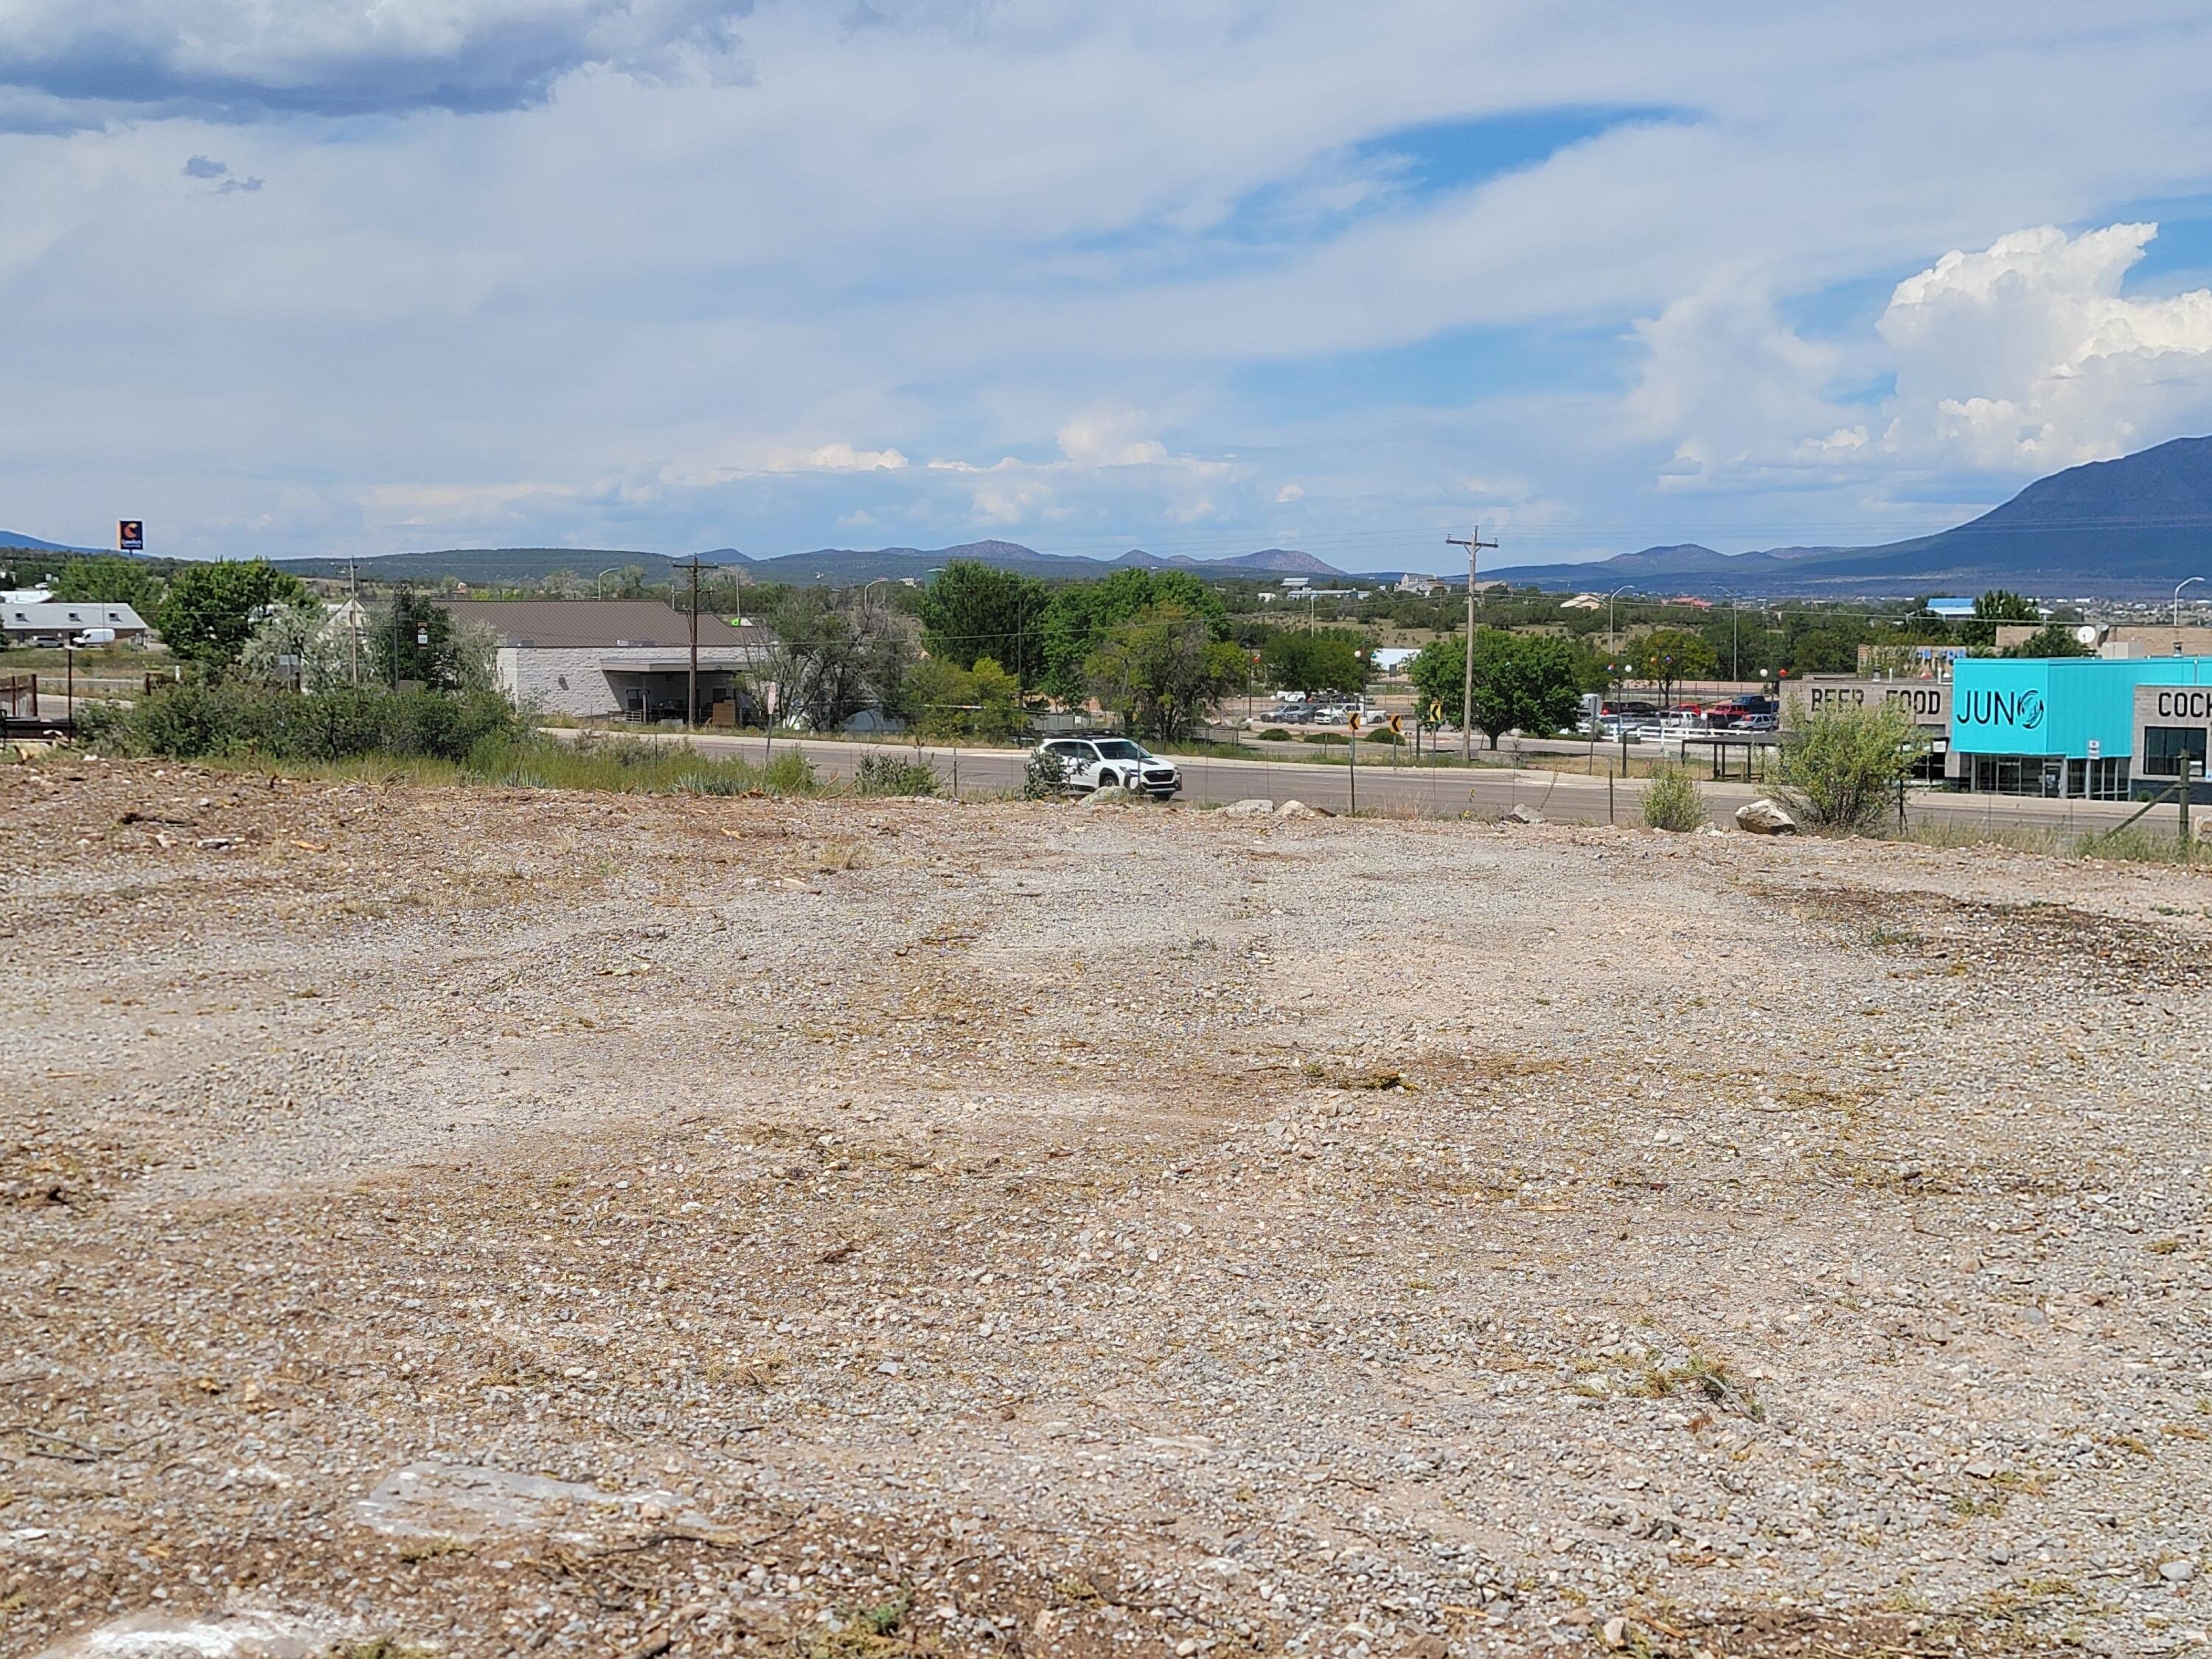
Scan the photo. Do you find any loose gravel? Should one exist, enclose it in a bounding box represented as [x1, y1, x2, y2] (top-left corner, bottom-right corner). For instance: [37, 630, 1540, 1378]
[3, 756, 2209, 1659]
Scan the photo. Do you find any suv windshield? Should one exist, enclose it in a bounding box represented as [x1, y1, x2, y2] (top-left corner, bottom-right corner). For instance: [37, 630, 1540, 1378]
[1092, 739, 1148, 760]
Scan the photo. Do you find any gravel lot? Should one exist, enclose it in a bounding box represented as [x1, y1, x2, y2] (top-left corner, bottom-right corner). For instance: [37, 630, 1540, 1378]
[4, 757, 2209, 1659]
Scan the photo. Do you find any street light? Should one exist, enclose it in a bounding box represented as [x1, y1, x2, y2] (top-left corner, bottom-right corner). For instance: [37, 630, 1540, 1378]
[1607, 585, 1635, 654]
[2176, 576, 2203, 627]
[596, 566, 624, 599]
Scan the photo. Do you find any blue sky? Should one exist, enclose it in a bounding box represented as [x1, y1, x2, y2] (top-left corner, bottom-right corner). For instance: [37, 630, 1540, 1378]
[7, 2, 2212, 571]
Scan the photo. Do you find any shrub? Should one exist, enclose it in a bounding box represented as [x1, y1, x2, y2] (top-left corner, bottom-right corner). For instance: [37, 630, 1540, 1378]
[1360, 727, 1402, 746]
[760, 749, 818, 795]
[1257, 727, 1293, 742]
[853, 753, 939, 797]
[1021, 746, 1068, 800]
[83, 682, 522, 764]
[1776, 703, 1927, 835]
[1641, 763, 1705, 832]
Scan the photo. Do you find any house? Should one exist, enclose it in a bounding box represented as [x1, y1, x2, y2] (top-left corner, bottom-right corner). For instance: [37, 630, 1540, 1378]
[435, 599, 773, 723]
[1394, 574, 1443, 597]
[2, 600, 150, 644]
[1559, 594, 1603, 611]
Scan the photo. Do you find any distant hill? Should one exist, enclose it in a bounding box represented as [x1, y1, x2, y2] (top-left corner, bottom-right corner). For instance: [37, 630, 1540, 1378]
[275, 540, 1349, 586]
[0, 530, 102, 554]
[1485, 437, 2212, 598]
[274, 547, 685, 583]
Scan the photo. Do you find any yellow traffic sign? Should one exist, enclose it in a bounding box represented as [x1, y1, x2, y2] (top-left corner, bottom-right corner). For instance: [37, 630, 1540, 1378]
[1346, 711, 1363, 731]
[1388, 713, 1404, 734]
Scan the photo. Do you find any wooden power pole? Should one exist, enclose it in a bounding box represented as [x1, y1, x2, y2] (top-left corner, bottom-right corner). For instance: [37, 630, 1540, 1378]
[1445, 527, 1497, 760]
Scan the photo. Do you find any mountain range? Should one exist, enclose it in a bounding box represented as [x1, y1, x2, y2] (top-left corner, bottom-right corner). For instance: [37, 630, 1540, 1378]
[268, 540, 1348, 585]
[16, 434, 2212, 597]
[1482, 436, 2212, 598]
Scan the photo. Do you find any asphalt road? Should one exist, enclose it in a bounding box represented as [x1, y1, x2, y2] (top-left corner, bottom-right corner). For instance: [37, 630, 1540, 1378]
[560, 728, 2189, 838]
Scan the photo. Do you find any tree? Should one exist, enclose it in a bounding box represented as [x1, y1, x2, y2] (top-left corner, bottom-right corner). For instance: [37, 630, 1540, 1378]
[919, 561, 1047, 687]
[2003, 622, 2093, 658]
[1083, 604, 1247, 742]
[49, 555, 161, 613]
[1630, 627, 1719, 706]
[1261, 628, 1366, 694]
[368, 588, 462, 688]
[1787, 623, 1868, 676]
[1039, 569, 1228, 701]
[240, 602, 350, 690]
[1406, 630, 1585, 747]
[908, 654, 1024, 742]
[766, 588, 915, 730]
[1959, 589, 2039, 647]
[155, 559, 308, 667]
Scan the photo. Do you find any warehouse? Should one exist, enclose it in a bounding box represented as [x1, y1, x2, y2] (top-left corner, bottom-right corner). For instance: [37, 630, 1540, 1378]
[435, 599, 773, 723]
[1947, 655, 2212, 800]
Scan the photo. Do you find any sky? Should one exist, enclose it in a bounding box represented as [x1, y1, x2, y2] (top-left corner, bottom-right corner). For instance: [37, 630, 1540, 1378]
[8, 3, 2212, 572]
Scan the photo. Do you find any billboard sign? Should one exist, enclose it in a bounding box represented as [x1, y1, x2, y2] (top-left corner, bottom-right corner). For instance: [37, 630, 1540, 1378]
[117, 520, 144, 552]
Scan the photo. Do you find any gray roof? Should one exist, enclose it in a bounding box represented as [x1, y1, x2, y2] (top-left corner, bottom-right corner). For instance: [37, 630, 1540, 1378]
[434, 599, 770, 650]
[3, 602, 148, 631]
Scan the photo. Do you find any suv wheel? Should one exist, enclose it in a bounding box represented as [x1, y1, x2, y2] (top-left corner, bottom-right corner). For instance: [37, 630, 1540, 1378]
[1096, 770, 1119, 791]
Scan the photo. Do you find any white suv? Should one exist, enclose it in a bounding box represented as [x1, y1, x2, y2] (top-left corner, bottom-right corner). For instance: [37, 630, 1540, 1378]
[1036, 736, 1182, 799]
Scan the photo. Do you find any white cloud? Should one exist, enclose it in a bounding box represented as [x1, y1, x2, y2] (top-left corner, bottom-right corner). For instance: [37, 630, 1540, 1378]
[1055, 407, 1172, 467]
[1877, 222, 2212, 471]
[1273, 483, 1304, 502]
[763, 441, 910, 473]
[1622, 279, 1852, 489]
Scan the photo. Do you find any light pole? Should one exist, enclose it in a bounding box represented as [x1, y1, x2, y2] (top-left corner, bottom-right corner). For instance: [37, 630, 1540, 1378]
[1607, 585, 1635, 654]
[2175, 576, 2203, 627]
[596, 566, 623, 599]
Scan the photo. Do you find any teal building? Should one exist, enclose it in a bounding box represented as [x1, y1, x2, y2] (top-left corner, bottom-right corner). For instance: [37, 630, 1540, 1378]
[1950, 656, 2212, 799]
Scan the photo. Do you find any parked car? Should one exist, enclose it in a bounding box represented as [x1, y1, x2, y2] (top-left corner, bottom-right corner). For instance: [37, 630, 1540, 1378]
[1034, 736, 1183, 799]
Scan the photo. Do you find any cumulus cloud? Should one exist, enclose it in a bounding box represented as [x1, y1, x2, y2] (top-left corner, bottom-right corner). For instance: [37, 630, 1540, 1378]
[0, 0, 753, 124]
[1877, 223, 2212, 471]
[1624, 278, 1851, 488]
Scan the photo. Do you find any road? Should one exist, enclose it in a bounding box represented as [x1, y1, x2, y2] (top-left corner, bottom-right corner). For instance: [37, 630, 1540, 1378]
[557, 728, 2188, 838]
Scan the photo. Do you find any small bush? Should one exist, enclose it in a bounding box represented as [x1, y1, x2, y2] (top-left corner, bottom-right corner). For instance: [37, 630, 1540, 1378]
[1361, 727, 1402, 746]
[1776, 703, 1927, 835]
[86, 682, 521, 764]
[1641, 763, 1706, 832]
[853, 753, 939, 797]
[761, 749, 818, 795]
[1257, 727, 1293, 742]
[1021, 746, 1068, 800]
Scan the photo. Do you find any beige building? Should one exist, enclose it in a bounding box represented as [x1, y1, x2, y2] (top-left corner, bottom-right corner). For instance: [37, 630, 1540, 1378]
[1995, 624, 2212, 657]
[437, 599, 773, 723]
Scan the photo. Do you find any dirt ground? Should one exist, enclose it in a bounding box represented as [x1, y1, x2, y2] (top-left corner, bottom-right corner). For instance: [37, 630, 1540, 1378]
[4, 756, 2209, 1659]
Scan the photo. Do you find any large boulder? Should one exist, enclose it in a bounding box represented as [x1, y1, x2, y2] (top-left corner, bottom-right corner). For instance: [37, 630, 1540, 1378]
[1225, 798, 1276, 815]
[1503, 803, 1544, 827]
[1734, 798, 1798, 835]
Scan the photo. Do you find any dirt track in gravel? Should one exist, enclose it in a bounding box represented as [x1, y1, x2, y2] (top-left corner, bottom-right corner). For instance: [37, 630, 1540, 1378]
[4, 756, 2209, 1659]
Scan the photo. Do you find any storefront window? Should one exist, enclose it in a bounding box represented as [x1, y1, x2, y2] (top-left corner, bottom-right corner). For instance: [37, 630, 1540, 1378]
[2143, 726, 2208, 779]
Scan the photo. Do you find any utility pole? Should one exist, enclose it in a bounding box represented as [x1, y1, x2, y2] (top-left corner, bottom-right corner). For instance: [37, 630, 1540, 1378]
[1445, 528, 1497, 761]
[681, 556, 703, 728]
